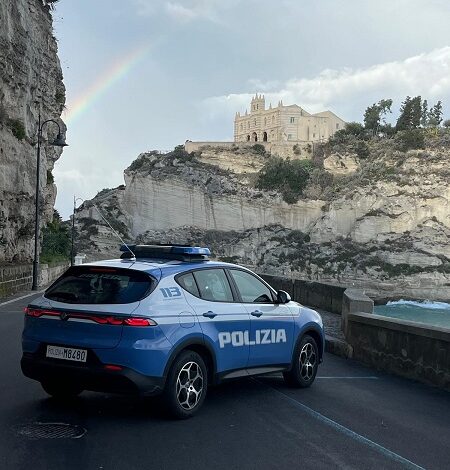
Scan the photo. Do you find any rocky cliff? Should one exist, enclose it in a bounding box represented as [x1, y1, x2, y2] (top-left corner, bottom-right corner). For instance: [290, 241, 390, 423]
[74, 136, 450, 302]
[0, 0, 65, 262]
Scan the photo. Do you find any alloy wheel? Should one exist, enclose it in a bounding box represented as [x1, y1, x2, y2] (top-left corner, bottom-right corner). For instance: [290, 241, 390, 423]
[176, 361, 204, 410]
[299, 342, 317, 381]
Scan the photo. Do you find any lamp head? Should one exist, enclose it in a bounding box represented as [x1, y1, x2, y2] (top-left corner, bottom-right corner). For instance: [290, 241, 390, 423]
[51, 133, 68, 147]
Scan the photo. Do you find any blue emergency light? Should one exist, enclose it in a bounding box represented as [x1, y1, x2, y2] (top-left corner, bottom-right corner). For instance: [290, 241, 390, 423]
[120, 244, 211, 261]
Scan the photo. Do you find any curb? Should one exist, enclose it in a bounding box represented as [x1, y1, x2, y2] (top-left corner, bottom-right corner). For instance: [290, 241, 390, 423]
[325, 334, 353, 359]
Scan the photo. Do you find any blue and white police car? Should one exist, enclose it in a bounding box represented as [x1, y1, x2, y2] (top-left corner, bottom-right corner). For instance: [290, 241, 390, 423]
[21, 245, 324, 418]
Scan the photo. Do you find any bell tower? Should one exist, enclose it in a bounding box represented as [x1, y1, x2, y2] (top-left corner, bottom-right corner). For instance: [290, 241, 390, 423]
[250, 93, 265, 113]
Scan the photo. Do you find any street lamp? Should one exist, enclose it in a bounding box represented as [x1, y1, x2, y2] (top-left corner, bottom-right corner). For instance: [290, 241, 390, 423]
[71, 196, 84, 266]
[31, 112, 68, 291]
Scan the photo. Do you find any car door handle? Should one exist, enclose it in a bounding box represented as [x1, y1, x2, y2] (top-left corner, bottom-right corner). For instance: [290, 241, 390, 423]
[202, 311, 217, 319]
[251, 310, 263, 317]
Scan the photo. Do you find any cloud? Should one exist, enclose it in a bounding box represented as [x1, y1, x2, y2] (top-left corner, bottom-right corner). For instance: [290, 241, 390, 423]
[133, 0, 245, 23]
[202, 47, 450, 123]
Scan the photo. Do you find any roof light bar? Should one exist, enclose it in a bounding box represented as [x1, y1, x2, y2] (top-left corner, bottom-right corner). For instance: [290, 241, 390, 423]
[120, 244, 211, 261]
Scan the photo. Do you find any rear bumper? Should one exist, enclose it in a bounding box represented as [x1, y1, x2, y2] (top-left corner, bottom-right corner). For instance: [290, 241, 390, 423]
[21, 354, 164, 397]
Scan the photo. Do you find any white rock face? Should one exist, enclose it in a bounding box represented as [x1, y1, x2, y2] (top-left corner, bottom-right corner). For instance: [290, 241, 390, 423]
[74, 146, 450, 301]
[120, 175, 324, 235]
[0, 0, 65, 262]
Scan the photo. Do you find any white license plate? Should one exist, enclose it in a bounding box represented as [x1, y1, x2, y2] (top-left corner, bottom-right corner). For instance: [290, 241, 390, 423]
[46, 345, 87, 363]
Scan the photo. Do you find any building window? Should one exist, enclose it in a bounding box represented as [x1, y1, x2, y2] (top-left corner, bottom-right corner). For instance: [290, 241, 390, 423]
[254, 119, 257, 126]
[287, 134, 292, 140]
[313, 133, 316, 138]
[256, 104, 259, 110]
[272, 115, 275, 123]
[264, 117, 267, 126]
[290, 117, 295, 124]
[336, 123, 340, 129]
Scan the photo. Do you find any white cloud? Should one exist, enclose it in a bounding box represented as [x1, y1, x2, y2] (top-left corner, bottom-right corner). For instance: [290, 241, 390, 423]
[203, 47, 450, 123]
[133, 0, 245, 23]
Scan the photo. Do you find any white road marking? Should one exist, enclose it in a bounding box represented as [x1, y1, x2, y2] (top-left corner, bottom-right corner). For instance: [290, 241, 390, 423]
[317, 376, 379, 379]
[264, 383, 425, 470]
[0, 291, 44, 307]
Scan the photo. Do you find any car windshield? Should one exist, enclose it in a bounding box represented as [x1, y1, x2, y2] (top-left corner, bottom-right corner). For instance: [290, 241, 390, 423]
[44, 266, 154, 304]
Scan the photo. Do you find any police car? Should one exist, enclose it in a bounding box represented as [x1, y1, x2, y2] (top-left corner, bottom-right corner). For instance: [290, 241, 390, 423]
[21, 245, 324, 418]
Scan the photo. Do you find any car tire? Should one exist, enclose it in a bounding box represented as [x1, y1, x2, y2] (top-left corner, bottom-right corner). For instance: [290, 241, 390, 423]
[163, 350, 208, 419]
[41, 380, 83, 399]
[283, 334, 319, 388]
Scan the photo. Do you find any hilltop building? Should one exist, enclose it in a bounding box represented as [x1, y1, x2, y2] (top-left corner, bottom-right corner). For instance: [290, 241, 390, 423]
[234, 94, 346, 143]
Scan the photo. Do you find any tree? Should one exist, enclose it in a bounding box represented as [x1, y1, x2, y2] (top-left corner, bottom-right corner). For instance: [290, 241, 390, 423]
[421, 99, 428, 127]
[443, 119, 450, 128]
[41, 209, 71, 263]
[410, 96, 422, 128]
[363, 99, 392, 133]
[339, 122, 364, 137]
[396, 96, 421, 131]
[428, 101, 443, 126]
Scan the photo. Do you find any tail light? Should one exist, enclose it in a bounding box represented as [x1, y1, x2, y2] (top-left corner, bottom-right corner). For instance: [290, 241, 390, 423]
[24, 307, 156, 326]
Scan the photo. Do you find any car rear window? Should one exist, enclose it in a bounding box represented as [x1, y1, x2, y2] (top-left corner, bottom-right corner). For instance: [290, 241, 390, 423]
[45, 266, 154, 304]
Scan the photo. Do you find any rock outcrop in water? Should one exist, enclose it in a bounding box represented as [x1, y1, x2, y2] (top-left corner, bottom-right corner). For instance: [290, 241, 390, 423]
[0, 0, 65, 262]
[74, 135, 450, 302]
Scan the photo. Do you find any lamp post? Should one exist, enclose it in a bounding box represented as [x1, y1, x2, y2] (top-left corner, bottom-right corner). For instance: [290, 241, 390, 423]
[70, 196, 84, 266]
[31, 112, 68, 291]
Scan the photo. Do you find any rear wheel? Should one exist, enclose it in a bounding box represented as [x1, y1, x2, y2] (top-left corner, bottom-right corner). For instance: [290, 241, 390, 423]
[163, 350, 207, 419]
[41, 380, 83, 399]
[283, 335, 319, 388]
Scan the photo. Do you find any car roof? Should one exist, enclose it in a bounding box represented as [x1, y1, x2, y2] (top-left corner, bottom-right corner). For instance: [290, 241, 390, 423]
[84, 258, 246, 278]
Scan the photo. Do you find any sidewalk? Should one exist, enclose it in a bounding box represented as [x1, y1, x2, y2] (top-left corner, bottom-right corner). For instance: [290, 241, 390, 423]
[0, 289, 44, 307]
[316, 308, 353, 359]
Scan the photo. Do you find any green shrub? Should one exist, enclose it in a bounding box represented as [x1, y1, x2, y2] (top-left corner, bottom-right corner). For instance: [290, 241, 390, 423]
[256, 156, 314, 203]
[0, 103, 7, 125]
[394, 129, 425, 151]
[46, 170, 54, 184]
[8, 118, 26, 140]
[41, 210, 70, 263]
[252, 143, 266, 155]
[55, 90, 65, 104]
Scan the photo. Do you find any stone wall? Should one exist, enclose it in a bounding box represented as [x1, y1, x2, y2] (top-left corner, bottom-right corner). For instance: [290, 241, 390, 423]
[0, 261, 68, 298]
[260, 273, 346, 314]
[184, 141, 312, 159]
[346, 312, 450, 391]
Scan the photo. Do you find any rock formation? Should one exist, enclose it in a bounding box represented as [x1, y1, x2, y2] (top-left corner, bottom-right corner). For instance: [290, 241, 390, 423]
[0, 0, 65, 262]
[74, 136, 450, 302]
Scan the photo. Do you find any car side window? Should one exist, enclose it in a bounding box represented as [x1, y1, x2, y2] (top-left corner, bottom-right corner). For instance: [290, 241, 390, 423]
[176, 272, 200, 297]
[193, 269, 234, 302]
[229, 270, 274, 303]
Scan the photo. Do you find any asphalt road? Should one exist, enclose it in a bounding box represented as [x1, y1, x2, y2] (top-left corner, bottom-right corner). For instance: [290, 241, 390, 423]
[1, 293, 449, 470]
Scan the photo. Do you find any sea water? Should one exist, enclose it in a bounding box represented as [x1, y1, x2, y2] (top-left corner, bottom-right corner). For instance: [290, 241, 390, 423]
[374, 300, 450, 329]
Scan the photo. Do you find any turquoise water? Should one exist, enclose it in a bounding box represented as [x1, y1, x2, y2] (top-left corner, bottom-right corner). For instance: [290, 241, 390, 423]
[374, 300, 450, 329]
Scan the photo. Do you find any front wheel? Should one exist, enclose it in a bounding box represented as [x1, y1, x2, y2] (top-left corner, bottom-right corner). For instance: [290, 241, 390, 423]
[41, 380, 83, 399]
[163, 350, 207, 419]
[283, 335, 319, 388]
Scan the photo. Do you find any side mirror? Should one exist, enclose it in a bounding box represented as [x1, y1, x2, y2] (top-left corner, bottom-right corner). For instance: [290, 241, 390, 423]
[277, 290, 291, 304]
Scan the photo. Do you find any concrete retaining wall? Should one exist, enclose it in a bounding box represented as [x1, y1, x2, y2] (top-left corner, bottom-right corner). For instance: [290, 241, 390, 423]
[0, 262, 69, 299]
[184, 141, 312, 159]
[346, 312, 450, 391]
[259, 274, 346, 314]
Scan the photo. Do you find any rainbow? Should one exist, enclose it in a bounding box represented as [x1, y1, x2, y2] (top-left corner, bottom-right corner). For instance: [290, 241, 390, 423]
[64, 43, 150, 125]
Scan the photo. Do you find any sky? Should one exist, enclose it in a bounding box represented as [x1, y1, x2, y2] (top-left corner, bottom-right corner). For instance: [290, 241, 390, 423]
[52, 0, 450, 218]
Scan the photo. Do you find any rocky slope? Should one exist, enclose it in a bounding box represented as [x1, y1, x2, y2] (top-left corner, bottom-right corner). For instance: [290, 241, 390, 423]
[0, 0, 65, 263]
[74, 137, 450, 302]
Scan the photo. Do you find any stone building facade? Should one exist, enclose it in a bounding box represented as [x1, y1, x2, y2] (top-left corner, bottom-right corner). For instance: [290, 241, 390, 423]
[234, 94, 346, 143]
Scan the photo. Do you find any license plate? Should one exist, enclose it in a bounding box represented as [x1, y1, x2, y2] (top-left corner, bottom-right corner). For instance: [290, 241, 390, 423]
[46, 345, 87, 363]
